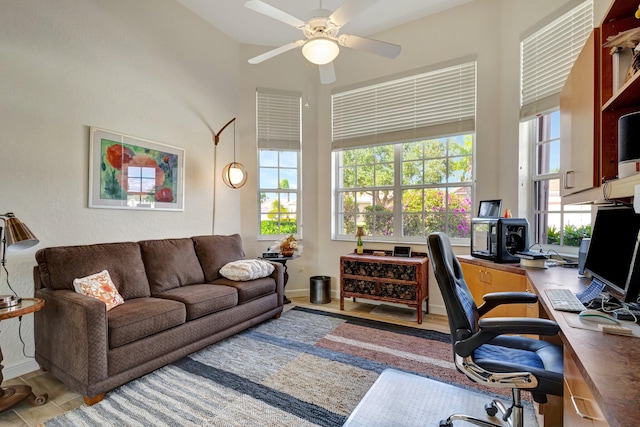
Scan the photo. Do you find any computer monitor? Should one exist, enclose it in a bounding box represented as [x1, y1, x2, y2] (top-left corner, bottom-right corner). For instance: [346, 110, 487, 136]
[583, 205, 640, 302]
[477, 200, 502, 218]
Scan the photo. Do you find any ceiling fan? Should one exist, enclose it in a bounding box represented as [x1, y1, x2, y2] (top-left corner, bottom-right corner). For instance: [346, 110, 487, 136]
[245, 0, 402, 84]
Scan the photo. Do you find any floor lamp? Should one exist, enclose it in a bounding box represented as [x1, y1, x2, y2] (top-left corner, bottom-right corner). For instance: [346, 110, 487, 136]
[0, 213, 47, 412]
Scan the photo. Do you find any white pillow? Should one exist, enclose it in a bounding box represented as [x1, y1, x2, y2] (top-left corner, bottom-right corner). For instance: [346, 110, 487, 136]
[219, 259, 275, 281]
[73, 270, 125, 311]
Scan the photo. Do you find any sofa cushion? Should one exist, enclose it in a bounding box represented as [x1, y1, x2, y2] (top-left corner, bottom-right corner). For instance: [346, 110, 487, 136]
[212, 277, 276, 304]
[73, 270, 124, 311]
[139, 238, 206, 295]
[192, 234, 244, 282]
[154, 284, 237, 321]
[35, 242, 150, 300]
[107, 297, 186, 349]
[219, 259, 275, 281]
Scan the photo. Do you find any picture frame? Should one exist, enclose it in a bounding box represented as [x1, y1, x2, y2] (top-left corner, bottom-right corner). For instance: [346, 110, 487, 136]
[393, 246, 412, 257]
[89, 127, 185, 211]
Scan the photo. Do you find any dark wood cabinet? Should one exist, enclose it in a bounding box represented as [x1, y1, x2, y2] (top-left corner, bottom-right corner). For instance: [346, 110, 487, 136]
[340, 253, 428, 324]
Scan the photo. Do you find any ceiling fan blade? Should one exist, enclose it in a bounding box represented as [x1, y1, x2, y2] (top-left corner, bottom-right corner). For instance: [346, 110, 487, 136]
[248, 41, 304, 64]
[244, 0, 306, 28]
[339, 34, 401, 59]
[319, 62, 336, 84]
[329, 0, 379, 27]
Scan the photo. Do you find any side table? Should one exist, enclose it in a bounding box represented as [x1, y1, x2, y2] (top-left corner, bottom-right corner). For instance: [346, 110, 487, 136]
[262, 255, 299, 304]
[0, 298, 48, 412]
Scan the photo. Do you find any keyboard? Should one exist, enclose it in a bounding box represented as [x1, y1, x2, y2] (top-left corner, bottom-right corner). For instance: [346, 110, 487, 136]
[545, 288, 587, 312]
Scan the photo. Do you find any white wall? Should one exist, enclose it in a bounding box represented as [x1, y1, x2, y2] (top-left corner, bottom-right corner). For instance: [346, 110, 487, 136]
[0, 0, 241, 378]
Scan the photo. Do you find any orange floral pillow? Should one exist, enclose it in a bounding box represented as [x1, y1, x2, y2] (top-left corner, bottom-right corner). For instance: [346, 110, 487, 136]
[73, 270, 124, 311]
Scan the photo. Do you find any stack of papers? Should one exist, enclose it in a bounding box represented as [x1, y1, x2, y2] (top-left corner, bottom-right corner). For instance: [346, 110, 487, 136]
[515, 251, 550, 260]
[516, 251, 549, 268]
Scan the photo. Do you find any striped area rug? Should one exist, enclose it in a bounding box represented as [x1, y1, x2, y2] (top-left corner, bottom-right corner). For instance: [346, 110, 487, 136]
[45, 307, 532, 426]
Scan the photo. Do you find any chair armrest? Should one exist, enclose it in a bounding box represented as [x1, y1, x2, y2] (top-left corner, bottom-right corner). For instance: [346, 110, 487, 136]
[34, 288, 108, 388]
[454, 317, 560, 357]
[477, 292, 538, 317]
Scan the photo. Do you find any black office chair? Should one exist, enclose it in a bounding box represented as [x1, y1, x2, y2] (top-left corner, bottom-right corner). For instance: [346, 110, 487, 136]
[427, 232, 563, 427]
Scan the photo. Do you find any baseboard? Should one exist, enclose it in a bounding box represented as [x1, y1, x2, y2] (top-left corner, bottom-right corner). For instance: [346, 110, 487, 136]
[3, 359, 41, 380]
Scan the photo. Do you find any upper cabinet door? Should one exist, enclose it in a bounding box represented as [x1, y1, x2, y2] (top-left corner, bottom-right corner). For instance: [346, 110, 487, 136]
[560, 29, 600, 197]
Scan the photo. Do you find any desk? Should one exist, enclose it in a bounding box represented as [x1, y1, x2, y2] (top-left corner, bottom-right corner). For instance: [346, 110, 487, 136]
[459, 257, 638, 427]
[0, 298, 48, 412]
[527, 267, 637, 427]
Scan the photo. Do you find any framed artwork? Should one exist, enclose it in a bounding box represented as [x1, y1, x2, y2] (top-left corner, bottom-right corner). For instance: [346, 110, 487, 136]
[89, 127, 185, 211]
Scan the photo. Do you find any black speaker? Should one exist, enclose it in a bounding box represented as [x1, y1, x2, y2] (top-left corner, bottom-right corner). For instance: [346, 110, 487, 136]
[618, 111, 640, 178]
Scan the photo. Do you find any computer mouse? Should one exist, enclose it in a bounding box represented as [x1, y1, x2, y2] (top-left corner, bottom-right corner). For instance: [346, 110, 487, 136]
[578, 309, 619, 325]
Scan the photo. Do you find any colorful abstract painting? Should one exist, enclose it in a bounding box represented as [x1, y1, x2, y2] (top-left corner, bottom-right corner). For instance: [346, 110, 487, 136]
[89, 127, 184, 210]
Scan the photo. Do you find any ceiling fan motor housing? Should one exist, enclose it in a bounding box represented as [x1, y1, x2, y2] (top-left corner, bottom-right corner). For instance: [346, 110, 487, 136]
[303, 13, 339, 39]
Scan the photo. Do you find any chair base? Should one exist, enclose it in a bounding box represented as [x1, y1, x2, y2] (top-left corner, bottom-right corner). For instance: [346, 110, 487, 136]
[439, 389, 524, 427]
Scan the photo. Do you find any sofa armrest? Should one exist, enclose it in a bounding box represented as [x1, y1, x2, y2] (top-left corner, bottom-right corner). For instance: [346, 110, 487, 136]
[34, 288, 109, 387]
[268, 261, 285, 306]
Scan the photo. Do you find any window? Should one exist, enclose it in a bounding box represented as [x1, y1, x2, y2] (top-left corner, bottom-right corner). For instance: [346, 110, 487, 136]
[521, 1, 594, 250]
[332, 60, 476, 242]
[256, 88, 302, 238]
[520, 0, 594, 119]
[529, 111, 591, 248]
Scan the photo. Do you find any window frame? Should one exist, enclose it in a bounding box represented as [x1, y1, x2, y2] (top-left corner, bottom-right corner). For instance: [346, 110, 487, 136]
[528, 110, 592, 253]
[333, 132, 474, 245]
[258, 149, 301, 240]
[256, 88, 302, 240]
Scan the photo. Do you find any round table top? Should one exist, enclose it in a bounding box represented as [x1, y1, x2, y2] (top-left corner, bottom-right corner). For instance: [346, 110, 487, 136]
[0, 298, 44, 321]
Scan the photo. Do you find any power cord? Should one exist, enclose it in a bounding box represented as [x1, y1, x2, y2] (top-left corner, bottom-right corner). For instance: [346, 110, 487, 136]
[2, 264, 35, 359]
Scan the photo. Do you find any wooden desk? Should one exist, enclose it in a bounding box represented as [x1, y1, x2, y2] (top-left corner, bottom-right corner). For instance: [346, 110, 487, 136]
[458, 256, 637, 427]
[527, 267, 638, 427]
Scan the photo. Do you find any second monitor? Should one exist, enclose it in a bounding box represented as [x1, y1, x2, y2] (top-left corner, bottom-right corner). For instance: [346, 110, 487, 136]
[583, 205, 640, 303]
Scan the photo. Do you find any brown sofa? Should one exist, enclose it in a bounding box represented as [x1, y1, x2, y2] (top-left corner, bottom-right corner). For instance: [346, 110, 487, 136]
[33, 234, 284, 404]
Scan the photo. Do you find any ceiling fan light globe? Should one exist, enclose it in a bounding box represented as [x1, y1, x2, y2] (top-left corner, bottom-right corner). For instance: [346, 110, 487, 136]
[302, 38, 339, 65]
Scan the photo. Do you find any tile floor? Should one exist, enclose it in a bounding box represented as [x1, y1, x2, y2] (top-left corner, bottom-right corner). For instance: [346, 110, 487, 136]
[0, 298, 448, 426]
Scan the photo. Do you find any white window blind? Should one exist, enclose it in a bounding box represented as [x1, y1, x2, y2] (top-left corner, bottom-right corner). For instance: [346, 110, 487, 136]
[520, 0, 593, 120]
[331, 60, 477, 150]
[257, 88, 302, 151]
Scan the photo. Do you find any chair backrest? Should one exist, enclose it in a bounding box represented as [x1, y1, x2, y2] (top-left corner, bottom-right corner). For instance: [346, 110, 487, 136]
[427, 232, 479, 344]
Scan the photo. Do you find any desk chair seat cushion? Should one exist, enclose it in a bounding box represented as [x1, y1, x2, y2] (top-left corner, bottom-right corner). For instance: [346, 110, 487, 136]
[474, 335, 564, 399]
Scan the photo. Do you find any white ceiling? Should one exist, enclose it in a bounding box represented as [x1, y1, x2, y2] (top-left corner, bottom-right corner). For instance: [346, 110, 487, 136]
[176, 0, 475, 48]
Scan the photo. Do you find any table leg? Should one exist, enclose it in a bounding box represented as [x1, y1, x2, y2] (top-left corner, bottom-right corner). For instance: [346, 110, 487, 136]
[281, 261, 291, 304]
[0, 346, 48, 413]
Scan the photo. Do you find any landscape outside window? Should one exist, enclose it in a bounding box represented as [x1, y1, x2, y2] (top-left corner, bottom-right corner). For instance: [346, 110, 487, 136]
[336, 133, 473, 242]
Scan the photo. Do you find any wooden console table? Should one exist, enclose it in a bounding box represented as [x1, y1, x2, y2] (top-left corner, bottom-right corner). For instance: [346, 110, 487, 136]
[340, 252, 428, 324]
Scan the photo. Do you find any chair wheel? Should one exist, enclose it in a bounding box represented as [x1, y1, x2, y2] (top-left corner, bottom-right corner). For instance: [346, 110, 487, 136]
[485, 402, 498, 417]
[439, 420, 452, 427]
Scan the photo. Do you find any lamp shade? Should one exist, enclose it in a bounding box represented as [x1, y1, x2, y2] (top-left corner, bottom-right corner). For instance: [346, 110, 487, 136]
[302, 37, 339, 65]
[222, 162, 248, 189]
[4, 217, 39, 250]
